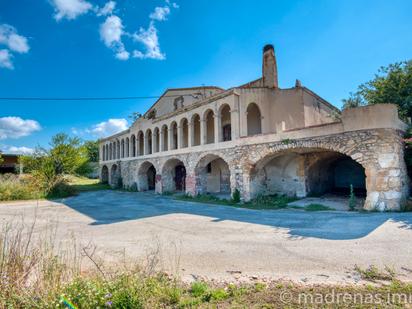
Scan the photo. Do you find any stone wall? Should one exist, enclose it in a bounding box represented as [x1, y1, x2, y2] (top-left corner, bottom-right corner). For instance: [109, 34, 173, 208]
[100, 128, 409, 211]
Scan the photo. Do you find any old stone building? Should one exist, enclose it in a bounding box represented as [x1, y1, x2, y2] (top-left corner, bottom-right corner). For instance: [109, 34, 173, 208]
[99, 45, 408, 211]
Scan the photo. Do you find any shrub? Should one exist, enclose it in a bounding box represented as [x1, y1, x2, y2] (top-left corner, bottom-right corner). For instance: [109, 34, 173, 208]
[349, 184, 356, 211]
[0, 174, 43, 201]
[191, 281, 208, 297]
[232, 188, 241, 203]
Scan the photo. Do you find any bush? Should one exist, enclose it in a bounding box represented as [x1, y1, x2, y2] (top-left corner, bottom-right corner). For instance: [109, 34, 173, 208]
[232, 188, 241, 203]
[0, 174, 43, 201]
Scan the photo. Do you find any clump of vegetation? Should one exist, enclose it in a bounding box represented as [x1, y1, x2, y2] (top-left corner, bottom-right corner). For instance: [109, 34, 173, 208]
[243, 194, 298, 210]
[348, 184, 357, 211]
[0, 174, 43, 201]
[176, 193, 236, 206]
[355, 265, 396, 282]
[231, 188, 241, 203]
[304, 204, 335, 211]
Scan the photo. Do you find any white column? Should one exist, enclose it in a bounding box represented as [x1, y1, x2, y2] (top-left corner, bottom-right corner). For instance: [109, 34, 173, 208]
[188, 121, 194, 148]
[168, 126, 174, 150]
[159, 130, 164, 152]
[200, 119, 206, 145]
[214, 114, 221, 143]
[152, 133, 157, 153]
[177, 125, 183, 149]
[144, 134, 149, 155]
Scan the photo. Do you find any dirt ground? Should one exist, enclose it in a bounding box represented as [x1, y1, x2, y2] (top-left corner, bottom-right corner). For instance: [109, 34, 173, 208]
[1, 190, 412, 284]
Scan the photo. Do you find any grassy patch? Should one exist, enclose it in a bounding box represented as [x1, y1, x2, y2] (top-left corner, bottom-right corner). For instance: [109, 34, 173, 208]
[175, 193, 237, 206]
[355, 265, 396, 282]
[243, 194, 298, 210]
[304, 203, 335, 211]
[67, 175, 111, 192]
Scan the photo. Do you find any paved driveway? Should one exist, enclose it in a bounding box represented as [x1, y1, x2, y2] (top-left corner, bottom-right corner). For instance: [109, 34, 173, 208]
[1, 190, 412, 284]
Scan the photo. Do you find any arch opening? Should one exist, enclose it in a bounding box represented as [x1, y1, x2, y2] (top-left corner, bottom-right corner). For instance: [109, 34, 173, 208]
[138, 161, 157, 191]
[205, 109, 215, 144]
[162, 125, 168, 151]
[138, 131, 144, 156]
[153, 127, 160, 153]
[249, 149, 366, 202]
[131, 135, 136, 157]
[101, 165, 109, 184]
[125, 137, 129, 157]
[110, 164, 120, 188]
[181, 118, 188, 148]
[220, 104, 231, 141]
[146, 129, 152, 155]
[192, 114, 201, 146]
[247, 103, 262, 136]
[171, 122, 178, 150]
[162, 159, 187, 193]
[195, 154, 231, 197]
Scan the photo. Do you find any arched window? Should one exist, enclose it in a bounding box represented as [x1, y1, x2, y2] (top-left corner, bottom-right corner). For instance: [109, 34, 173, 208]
[205, 109, 214, 144]
[180, 118, 188, 148]
[131, 135, 136, 157]
[191, 114, 201, 146]
[145, 129, 152, 155]
[125, 137, 129, 157]
[220, 104, 231, 141]
[153, 127, 160, 153]
[247, 103, 262, 136]
[138, 131, 144, 156]
[121, 139, 125, 158]
[170, 122, 178, 150]
[162, 125, 168, 151]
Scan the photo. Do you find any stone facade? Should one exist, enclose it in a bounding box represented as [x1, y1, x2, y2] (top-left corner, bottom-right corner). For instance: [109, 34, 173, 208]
[99, 45, 408, 211]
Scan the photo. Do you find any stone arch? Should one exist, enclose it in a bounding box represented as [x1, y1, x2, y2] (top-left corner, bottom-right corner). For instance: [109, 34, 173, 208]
[153, 127, 160, 153]
[161, 158, 187, 193]
[137, 161, 157, 191]
[137, 131, 144, 156]
[162, 124, 169, 151]
[204, 109, 215, 144]
[247, 103, 262, 136]
[102, 145, 106, 162]
[191, 113, 201, 146]
[110, 164, 120, 188]
[245, 144, 368, 205]
[180, 118, 189, 148]
[219, 104, 231, 142]
[194, 153, 231, 196]
[101, 165, 109, 183]
[125, 137, 129, 157]
[170, 121, 178, 150]
[145, 129, 152, 155]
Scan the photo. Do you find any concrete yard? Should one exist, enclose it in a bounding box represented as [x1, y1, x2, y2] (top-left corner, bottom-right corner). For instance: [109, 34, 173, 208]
[1, 190, 411, 284]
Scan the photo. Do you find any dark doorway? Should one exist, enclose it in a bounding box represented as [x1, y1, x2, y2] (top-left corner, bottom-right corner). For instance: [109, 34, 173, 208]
[175, 164, 186, 191]
[147, 165, 156, 190]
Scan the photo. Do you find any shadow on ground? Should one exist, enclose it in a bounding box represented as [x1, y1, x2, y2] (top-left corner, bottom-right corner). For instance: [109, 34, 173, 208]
[59, 190, 412, 241]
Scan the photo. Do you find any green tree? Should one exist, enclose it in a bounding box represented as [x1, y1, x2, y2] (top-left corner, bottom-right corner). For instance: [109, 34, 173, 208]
[342, 60, 412, 120]
[82, 140, 99, 162]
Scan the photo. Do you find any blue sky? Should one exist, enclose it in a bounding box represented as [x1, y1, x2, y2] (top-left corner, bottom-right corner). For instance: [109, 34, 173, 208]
[0, 0, 411, 154]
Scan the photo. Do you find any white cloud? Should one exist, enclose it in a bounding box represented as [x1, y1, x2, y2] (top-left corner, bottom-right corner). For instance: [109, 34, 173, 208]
[115, 49, 129, 60]
[0, 49, 13, 69]
[149, 6, 170, 21]
[6, 146, 34, 155]
[0, 117, 41, 140]
[99, 15, 129, 60]
[87, 118, 128, 138]
[97, 1, 116, 16]
[132, 22, 165, 60]
[51, 0, 93, 21]
[100, 15, 123, 47]
[0, 24, 30, 54]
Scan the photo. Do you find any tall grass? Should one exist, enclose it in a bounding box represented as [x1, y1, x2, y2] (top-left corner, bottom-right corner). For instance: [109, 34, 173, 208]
[0, 174, 43, 201]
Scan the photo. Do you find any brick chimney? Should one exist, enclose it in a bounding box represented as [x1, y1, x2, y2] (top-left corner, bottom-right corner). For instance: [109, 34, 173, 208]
[262, 44, 278, 88]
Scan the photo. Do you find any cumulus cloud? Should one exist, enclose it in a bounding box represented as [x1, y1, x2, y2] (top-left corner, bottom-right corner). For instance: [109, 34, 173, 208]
[48, 1, 178, 61]
[0, 49, 13, 69]
[87, 118, 128, 138]
[51, 0, 93, 21]
[0, 24, 30, 69]
[0, 117, 41, 140]
[99, 15, 129, 60]
[132, 22, 165, 60]
[6, 146, 34, 155]
[97, 1, 116, 16]
[149, 6, 170, 21]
